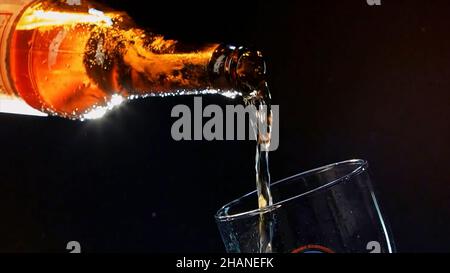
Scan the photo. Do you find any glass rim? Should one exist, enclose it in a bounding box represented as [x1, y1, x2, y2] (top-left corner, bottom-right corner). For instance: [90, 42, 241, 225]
[215, 159, 369, 222]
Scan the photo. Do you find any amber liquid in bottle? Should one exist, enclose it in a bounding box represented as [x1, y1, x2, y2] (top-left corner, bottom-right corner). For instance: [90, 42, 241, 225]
[8, 1, 229, 119]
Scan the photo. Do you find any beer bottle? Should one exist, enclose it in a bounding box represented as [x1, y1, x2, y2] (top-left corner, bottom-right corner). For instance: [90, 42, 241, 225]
[0, 0, 266, 119]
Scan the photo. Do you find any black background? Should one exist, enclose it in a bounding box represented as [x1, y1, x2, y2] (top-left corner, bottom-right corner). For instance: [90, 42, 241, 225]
[0, 0, 449, 252]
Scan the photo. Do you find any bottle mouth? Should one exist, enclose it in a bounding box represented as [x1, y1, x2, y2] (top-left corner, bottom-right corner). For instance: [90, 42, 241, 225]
[209, 44, 268, 98]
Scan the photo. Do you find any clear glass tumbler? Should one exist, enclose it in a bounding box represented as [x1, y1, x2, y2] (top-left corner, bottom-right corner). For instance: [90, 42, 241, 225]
[215, 159, 395, 253]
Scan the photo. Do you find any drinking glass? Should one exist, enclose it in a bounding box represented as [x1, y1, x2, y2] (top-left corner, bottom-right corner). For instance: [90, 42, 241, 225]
[215, 159, 395, 253]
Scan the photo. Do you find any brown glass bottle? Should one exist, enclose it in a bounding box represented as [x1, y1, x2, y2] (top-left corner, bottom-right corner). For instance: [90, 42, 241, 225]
[0, 0, 267, 119]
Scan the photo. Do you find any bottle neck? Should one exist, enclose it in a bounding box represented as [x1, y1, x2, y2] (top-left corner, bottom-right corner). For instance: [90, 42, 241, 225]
[208, 44, 268, 100]
[85, 27, 267, 100]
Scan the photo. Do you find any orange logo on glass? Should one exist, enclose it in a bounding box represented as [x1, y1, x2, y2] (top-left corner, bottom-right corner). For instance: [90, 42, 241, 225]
[291, 244, 335, 253]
